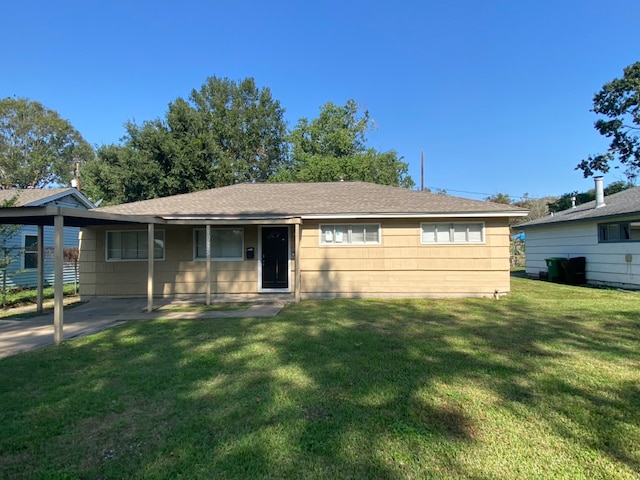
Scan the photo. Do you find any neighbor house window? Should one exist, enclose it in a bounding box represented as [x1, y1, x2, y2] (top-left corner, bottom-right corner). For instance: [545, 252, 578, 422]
[194, 228, 244, 261]
[598, 221, 640, 242]
[24, 235, 38, 269]
[421, 222, 485, 244]
[106, 230, 165, 261]
[320, 224, 381, 245]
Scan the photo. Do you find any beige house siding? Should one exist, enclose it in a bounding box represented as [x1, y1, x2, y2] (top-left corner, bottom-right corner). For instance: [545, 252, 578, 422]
[299, 218, 511, 298]
[80, 225, 263, 298]
[80, 217, 511, 299]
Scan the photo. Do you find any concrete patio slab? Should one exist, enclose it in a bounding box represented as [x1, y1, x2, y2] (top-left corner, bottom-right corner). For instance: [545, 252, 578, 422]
[0, 298, 287, 359]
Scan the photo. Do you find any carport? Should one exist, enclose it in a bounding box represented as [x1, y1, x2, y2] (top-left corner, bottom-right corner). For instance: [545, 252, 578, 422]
[0, 206, 161, 344]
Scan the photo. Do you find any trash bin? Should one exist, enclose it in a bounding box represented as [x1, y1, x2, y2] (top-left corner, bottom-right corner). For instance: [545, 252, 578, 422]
[565, 257, 586, 285]
[545, 257, 567, 283]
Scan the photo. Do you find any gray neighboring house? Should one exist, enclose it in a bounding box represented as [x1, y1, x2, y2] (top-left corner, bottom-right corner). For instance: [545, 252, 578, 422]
[0, 188, 95, 288]
[519, 177, 640, 289]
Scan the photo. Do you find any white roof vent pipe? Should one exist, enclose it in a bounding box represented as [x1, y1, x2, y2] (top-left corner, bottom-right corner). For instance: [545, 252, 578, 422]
[594, 176, 606, 208]
[571, 196, 576, 208]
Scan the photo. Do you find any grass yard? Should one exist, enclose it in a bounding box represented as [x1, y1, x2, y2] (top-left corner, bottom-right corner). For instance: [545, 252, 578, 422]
[0, 277, 638, 479]
[1, 284, 78, 310]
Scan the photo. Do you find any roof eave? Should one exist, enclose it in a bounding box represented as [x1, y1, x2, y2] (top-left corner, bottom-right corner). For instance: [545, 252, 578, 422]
[301, 211, 529, 220]
[161, 215, 301, 225]
[519, 209, 640, 229]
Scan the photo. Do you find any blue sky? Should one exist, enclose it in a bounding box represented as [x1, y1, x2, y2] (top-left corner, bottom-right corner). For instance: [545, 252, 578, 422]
[4, 0, 640, 200]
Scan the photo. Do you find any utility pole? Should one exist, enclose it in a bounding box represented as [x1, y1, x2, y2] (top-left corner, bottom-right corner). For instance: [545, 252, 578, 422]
[421, 150, 424, 191]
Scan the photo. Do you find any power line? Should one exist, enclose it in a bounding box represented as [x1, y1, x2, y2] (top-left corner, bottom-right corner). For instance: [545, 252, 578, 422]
[422, 186, 540, 201]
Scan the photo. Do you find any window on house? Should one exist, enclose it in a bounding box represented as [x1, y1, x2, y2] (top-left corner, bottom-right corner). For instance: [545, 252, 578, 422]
[320, 224, 381, 245]
[24, 235, 38, 269]
[598, 221, 640, 242]
[421, 222, 485, 244]
[106, 230, 165, 261]
[194, 228, 244, 260]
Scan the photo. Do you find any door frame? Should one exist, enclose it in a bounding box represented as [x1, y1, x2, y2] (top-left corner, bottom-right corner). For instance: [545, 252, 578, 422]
[258, 225, 291, 293]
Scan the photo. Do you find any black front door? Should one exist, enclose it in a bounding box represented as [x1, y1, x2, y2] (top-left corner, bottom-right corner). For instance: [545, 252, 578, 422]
[261, 227, 289, 289]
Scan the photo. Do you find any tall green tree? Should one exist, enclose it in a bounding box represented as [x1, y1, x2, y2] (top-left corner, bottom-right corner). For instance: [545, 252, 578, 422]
[576, 62, 640, 182]
[0, 97, 93, 188]
[274, 100, 414, 188]
[82, 144, 164, 205]
[83, 77, 289, 204]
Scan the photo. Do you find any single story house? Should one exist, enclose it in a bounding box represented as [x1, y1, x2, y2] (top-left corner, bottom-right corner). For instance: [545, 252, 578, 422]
[0, 188, 94, 288]
[518, 176, 640, 289]
[80, 181, 528, 300]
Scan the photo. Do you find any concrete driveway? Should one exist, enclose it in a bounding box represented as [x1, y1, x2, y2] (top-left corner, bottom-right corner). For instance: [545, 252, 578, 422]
[0, 298, 285, 359]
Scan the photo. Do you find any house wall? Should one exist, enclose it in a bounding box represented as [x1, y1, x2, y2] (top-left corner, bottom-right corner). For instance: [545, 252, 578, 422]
[80, 217, 512, 299]
[80, 225, 262, 297]
[39, 195, 89, 209]
[299, 218, 511, 298]
[2, 225, 80, 289]
[524, 216, 640, 288]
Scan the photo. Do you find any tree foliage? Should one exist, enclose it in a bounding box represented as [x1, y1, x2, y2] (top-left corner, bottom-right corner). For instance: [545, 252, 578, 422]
[486, 192, 556, 226]
[513, 194, 558, 226]
[0, 97, 93, 188]
[81, 144, 164, 205]
[485, 193, 512, 204]
[273, 100, 414, 188]
[576, 62, 640, 182]
[83, 77, 289, 204]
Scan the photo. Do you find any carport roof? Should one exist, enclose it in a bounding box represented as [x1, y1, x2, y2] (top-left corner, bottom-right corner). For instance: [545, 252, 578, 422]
[0, 205, 162, 227]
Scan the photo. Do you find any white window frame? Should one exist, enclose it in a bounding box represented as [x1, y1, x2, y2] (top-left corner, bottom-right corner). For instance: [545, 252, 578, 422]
[420, 222, 485, 245]
[23, 233, 38, 270]
[105, 229, 165, 262]
[193, 227, 244, 262]
[319, 223, 382, 246]
[598, 220, 640, 243]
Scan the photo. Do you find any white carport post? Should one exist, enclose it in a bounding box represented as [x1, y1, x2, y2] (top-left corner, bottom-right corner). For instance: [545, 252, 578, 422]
[147, 223, 154, 312]
[294, 222, 301, 302]
[53, 215, 64, 345]
[36, 224, 44, 314]
[206, 224, 211, 306]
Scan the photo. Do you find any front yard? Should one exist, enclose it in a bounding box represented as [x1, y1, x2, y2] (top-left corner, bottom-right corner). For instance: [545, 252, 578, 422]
[1, 277, 638, 479]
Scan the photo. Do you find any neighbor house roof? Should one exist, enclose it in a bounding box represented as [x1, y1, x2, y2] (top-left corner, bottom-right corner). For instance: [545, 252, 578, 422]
[97, 182, 528, 219]
[519, 186, 640, 229]
[0, 188, 95, 209]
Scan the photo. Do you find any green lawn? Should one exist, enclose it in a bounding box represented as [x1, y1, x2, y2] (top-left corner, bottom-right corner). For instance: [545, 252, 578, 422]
[1, 284, 78, 309]
[1, 277, 638, 479]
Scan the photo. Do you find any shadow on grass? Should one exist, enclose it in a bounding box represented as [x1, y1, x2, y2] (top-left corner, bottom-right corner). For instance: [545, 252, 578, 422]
[1, 278, 639, 478]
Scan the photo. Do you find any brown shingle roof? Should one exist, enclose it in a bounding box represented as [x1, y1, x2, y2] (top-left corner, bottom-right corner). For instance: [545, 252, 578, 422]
[519, 186, 640, 229]
[97, 182, 527, 219]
